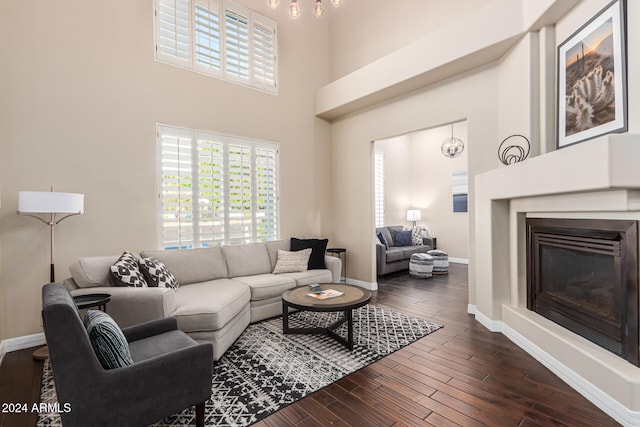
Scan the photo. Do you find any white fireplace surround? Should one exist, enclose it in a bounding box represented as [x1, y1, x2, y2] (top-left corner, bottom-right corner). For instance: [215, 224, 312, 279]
[474, 134, 640, 426]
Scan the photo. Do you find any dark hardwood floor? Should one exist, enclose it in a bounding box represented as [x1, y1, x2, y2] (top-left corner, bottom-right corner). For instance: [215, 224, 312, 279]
[0, 264, 620, 426]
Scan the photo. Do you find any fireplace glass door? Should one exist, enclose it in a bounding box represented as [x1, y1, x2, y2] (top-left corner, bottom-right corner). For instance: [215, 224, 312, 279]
[527, 218, 638, 366]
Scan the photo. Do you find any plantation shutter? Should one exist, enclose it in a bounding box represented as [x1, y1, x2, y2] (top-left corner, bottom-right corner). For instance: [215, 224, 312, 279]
[158, 126, 195, 249]
[374, 151, 385, 228]
[158, 124, 279, 249]
[227, 143, 252, 244]
[223, 2, 250, 83]
[197, 134, 225, 246]
[251, 14, 277, 91]
[156, 0, 192, 67]
[254, 145, 278, 241]
[193, 0, 222, 75]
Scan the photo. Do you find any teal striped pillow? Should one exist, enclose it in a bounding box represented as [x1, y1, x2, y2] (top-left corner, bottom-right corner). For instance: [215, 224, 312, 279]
[83, 310, 133, 369]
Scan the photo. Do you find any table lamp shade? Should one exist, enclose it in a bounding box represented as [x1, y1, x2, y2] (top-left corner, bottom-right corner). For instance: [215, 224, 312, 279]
[406, 209, 421, 222]
[18, 191, 84, 214]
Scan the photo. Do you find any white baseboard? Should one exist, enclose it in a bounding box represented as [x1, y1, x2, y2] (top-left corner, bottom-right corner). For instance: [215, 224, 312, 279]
[0, 333, 46, 366]
[467, 304, 476, 315]
[347, 277, 378, 291]
[474, 311, 640, 426]
[474, 310, 502, 332]
[449, 257, 469, 264]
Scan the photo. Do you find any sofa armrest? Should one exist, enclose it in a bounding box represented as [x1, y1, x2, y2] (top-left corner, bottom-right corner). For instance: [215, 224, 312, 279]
[422, 237, 434, 250]
[70, 286, 176, 328]
[123, 317, 178, 342]
[324, 255, 342, 284]
[375, 243, 387, 262]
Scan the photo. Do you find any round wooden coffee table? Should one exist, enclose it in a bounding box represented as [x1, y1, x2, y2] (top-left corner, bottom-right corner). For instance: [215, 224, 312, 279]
[281, 284, 372, 350]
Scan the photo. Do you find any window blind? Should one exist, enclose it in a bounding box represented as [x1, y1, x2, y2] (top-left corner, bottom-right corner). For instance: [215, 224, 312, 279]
[156, 0, 191, 67]
[251, 15, 277, 90]
[158, 128, 195, 249]
[157, 124, 279, 249]
[155, 0, 276, 92]
[374, 151, 385, 228]
[194, 0, 222, 74]
[224, 5, 250, 83]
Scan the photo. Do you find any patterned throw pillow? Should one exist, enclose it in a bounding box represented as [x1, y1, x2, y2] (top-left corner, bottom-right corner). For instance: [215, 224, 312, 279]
[412, 227, 423, 245]
[273, 248, 312, 274]
[139, 257, 179, 289]
[83, 310, 133, 369]
[110, 251, 147, 287]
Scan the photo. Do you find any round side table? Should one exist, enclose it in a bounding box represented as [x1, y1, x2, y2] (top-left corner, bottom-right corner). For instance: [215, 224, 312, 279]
[327, 248, 346, 283]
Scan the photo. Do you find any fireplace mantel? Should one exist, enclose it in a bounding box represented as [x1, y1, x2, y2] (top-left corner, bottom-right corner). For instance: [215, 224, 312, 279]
[474, 134, 640, 425]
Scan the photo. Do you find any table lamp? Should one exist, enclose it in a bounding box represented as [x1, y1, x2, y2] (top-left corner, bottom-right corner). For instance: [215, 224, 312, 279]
[406, 209, 421, 228]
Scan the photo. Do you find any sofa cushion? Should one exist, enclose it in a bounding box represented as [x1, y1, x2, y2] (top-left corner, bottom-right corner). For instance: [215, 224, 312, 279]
[280, 269, 332, 286]
[272, 249, 311, 274]
[139, 257, 179, 289]
[403, 246, 431, 258]
[173, 279, 250, 332]
[110, 251, 148, 287]
[83, 309, 133, 369]
[70, 255, 120, 288]
[265, 239, 290, 271]
[222, 243, 272, 277]
[290, 238, 328, 269]
[385, 248, 406, 263]
[141, 247, 228, 285]
[232, 274, 296, 301]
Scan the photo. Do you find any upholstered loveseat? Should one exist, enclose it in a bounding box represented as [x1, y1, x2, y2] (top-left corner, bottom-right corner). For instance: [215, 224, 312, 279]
[375, 226, 434, 275]
[63, 239, 341, 360]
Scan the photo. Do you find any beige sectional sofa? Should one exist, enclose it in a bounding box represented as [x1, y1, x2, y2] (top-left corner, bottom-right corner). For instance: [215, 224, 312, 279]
[63, 239, 341, 360]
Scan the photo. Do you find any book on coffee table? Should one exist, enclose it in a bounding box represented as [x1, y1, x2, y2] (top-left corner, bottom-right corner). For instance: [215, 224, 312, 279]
[307, 289, 344, 300]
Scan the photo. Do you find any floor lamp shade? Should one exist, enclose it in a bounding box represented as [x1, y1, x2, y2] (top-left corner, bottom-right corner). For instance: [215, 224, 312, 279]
[18, 191, 84, 214]
[18, 191, 84, 283]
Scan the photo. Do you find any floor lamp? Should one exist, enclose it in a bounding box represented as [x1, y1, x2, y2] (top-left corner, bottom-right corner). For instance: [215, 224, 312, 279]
[18, 189, 84, 282]
[18, 188, 84, 360]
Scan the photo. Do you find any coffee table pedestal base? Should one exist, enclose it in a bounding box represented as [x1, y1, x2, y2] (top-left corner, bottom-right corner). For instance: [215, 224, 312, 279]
[282, 301, 355, 350]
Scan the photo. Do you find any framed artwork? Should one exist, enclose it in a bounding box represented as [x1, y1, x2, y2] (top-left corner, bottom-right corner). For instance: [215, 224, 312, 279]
[452, 170, 468, 213]
[557, 0, 627, 148]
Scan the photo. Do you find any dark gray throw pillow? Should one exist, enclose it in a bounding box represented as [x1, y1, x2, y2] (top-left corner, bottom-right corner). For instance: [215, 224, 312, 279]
[83, 310, 133, 370]
[395, 230, 413, 246]
[290, 237, 328, 269]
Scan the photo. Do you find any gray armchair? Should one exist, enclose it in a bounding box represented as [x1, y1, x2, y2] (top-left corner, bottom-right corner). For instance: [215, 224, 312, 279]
[42, 283, 213, 427]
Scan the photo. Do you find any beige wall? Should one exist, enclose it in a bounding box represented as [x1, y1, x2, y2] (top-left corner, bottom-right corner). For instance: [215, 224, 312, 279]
[376, 123, 469, 260]
[0, 0, 332, 340]
[329, 68, 498, 284]
[328, 0, 494, 79]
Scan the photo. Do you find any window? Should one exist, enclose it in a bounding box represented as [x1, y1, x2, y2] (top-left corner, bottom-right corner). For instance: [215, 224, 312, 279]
[155, 0, 277, 92]
[374, 151, 385, 228]
[157, 124, 279, 249]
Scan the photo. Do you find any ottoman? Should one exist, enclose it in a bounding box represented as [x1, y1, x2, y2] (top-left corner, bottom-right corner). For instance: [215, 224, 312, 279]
[409, 253, 433, 279]
[428, 250, 449, 274]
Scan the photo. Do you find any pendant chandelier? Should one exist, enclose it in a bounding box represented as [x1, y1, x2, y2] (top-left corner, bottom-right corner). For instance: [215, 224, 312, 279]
[441, 123, 465, 158]
[268, 0, 343, 19]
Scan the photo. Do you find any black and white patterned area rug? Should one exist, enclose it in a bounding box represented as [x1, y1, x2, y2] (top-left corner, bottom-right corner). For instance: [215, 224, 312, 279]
[37, 304, 442, 426]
